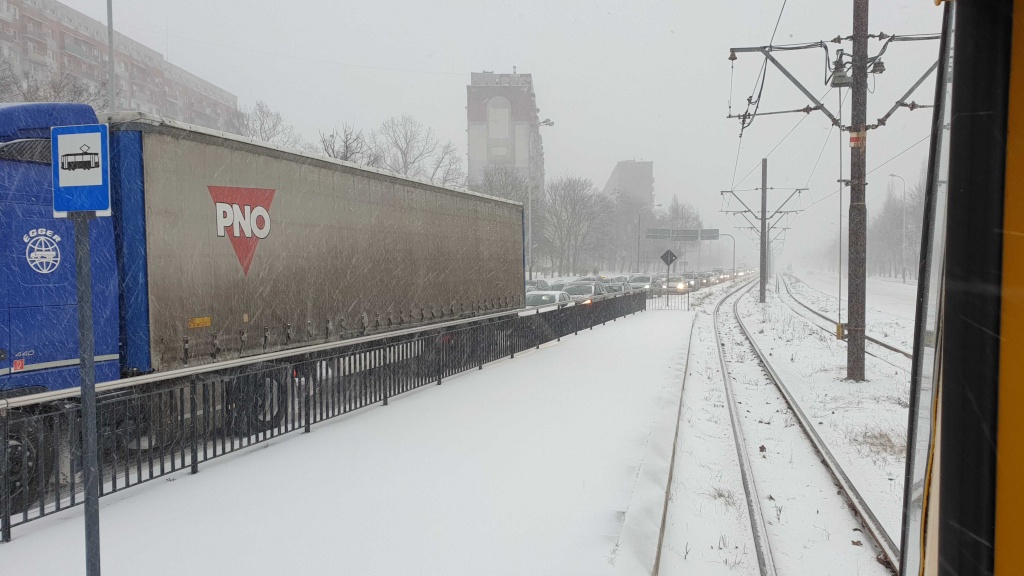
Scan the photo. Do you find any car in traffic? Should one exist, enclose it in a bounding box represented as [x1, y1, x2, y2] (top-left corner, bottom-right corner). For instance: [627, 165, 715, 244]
[628, 274, 654, 290]
[659, 276, 690, 294]
[525, 291, 572, 306]
[563, 282, 606, 302]
[525, 279, 549, 292]
[603, 281, 632, 294]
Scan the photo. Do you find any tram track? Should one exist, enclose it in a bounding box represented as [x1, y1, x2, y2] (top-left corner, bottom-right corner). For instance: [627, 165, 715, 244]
[778, 274, 912, 365]
[711, 281, 900, 573]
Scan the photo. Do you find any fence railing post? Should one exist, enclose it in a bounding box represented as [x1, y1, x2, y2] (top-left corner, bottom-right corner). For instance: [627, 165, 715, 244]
[383, 347, 390, 406]
[303, 366, 312, 434]
[1, 412, 10, 543]
[436, 336, 443, 385]
[190, 381, 199, 475]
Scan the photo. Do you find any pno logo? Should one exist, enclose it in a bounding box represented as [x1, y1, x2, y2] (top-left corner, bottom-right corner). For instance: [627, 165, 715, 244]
[208, 186, 276, 276]
[23, 228, 62, 274]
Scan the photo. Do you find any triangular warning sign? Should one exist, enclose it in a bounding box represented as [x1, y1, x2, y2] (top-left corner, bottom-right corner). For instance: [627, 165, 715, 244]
[208, 186, 276, 276]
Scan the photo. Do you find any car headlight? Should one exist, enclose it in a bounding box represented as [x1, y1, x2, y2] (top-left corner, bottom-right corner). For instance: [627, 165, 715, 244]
[644, 284, 650, 289]
[677, 282, 684, 289]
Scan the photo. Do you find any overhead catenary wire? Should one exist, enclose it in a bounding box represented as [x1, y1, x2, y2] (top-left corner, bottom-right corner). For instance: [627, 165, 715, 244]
[806, 132, 931, 210]
[733, 87, 833, 188]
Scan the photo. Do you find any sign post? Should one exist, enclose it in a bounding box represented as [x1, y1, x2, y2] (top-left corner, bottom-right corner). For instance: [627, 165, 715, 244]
[52, 123, 110, 576]
[660, 250, 677, 308]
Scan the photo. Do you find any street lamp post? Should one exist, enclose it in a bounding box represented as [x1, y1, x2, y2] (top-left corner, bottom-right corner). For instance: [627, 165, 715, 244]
[720, 233, 736, 278]
[528, 118, 554, 280]
[889, 173, 907, 283]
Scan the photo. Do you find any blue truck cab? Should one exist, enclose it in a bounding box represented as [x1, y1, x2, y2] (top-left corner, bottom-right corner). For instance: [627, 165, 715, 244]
[0, 103, 120, 398]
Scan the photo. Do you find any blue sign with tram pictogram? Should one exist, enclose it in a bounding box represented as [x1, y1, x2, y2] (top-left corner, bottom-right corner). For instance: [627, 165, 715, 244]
[51, 123, 111, 217]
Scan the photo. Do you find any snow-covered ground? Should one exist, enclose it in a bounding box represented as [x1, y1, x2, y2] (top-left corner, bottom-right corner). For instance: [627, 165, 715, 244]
[0, 309, 694, 576]
[739, 286, 909, 548]
[788, 271, 917, 352]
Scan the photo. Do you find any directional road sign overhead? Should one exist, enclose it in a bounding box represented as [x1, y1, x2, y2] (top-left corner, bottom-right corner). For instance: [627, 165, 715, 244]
[646, 228, 719, 241]
[51, 123, 110, 217]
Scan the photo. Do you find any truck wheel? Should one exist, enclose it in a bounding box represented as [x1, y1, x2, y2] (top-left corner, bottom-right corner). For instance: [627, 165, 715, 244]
[5, 414, 53, 515]
[252, 374, 287, 432]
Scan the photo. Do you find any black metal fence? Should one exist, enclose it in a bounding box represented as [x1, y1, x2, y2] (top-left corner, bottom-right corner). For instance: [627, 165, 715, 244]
[0, 291, 646, 541]
[646, 291, 692, 310]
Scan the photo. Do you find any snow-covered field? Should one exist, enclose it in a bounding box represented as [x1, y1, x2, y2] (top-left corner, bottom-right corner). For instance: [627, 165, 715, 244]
[0, 309, 694, 576]
[739, 286, 910, 548]
[788, 271, 917, 352]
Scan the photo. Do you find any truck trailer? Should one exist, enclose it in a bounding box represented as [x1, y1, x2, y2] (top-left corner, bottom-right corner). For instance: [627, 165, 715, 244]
[0, 102, 525, 398]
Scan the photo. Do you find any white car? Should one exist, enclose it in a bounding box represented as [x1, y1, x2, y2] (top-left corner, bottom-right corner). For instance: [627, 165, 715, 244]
[525, 291, 572, 307]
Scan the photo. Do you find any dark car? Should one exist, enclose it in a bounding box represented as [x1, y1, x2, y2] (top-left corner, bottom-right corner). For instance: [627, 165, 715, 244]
[525, 279, 549, 292]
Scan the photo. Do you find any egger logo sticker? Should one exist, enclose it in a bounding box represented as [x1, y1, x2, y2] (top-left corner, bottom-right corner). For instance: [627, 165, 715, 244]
[208, 186, 276, 276]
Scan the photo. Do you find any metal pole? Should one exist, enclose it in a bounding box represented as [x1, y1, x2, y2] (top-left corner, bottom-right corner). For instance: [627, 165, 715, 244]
[760, 159, 767, 303]
[73, 212, 101, 576]
[720, 233, 736, 278]
[106, 0, 115, 112]
[847, 0, 869, 380]
[527, 182, 532, 281]
[636, 210, 641, 274]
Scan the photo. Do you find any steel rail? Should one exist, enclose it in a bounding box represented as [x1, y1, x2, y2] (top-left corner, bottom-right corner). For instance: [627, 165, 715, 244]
[713, 280, 778, 576]
[1, 292, 638, 411]
[775, 275, 911, 372]
[731, 283, 901, 570]
[781, 274, 912, 359]
[651, 313, 700, 576]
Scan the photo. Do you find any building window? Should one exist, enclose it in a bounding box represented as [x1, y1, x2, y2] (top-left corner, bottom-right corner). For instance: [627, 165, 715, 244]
[487, 96, 511, 139]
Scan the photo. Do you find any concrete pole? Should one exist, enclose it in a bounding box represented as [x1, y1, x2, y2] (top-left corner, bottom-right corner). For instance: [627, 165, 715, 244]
[760, 159, 767, 303]
[106, 0, 115, 112]
[847, 0, 869, 380]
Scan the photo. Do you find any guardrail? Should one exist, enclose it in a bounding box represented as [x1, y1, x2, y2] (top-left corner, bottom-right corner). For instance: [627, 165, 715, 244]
[1, 291, 646, 541]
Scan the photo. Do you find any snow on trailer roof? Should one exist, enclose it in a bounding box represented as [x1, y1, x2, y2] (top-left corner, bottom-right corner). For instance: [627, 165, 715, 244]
[103, 111, 522, 208]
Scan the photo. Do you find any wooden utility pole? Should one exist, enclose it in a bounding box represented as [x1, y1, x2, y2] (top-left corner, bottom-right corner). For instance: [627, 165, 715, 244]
[847, 0, 869, 380]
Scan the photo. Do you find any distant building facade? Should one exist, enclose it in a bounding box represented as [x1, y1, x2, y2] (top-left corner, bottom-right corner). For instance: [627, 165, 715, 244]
[466, 70, 546, 193]
[0, 0, 238, 131]
[603, 160, 654, 207]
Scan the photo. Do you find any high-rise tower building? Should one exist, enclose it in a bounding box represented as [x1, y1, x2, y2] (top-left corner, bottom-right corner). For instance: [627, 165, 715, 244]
[466, 70, 546, 193]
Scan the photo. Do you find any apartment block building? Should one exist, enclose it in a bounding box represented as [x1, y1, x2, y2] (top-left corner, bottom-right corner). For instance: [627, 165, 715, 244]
[0, 0, 238, 131]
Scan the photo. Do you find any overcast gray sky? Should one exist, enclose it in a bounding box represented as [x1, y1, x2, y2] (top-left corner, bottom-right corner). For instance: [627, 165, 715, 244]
[63, 0, 944, 267]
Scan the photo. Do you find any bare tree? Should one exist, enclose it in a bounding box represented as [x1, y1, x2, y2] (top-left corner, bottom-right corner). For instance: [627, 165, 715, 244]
[230, 100, 304, 149]
[373, 114, 438, 177]
[319, 123, 367, 162]
[370, 114, 465, 186]
[0, 60, 106, 108]
[544, 176, 603, 275]
[475, 165, 530, 203]
[427, 141, 466, 187]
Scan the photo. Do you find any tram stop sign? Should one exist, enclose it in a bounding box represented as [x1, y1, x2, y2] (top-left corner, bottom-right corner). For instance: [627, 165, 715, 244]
[661, 249, 678, 266]
[51, 123, 110, 217]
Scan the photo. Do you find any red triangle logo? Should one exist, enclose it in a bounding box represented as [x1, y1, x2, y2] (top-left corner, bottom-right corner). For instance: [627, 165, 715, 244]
[208, 186, 276, 276]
